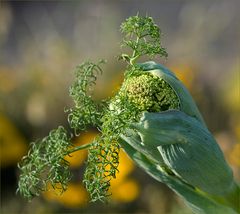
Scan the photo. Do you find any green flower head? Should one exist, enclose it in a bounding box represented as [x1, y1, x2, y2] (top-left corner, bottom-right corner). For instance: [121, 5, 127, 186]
[119, 72, 179, 113]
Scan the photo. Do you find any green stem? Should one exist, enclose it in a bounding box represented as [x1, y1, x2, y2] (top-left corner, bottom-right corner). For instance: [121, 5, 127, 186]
[67, 142, 94, 154]
[130, 36, 140, 66]
[130, 55, 140, 66]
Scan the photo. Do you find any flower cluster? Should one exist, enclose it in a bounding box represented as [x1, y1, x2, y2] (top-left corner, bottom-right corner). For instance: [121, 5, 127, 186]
[120, 73, 179, 112]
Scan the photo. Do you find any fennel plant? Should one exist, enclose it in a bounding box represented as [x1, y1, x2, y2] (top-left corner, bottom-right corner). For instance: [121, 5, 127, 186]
[17, 15, 239, 213]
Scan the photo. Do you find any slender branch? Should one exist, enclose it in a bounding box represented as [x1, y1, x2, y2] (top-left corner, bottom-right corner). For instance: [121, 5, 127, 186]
[67, 142, 95, 154]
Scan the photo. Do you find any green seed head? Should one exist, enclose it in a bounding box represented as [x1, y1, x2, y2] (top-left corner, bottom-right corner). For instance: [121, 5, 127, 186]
[120, 73, 179, 113]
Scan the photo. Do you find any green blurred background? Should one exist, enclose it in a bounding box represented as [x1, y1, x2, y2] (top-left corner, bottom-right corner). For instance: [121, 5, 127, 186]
[0, 0, 239, 213]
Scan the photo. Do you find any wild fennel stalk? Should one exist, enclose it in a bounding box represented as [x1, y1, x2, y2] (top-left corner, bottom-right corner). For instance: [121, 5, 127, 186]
[17, 14, 239, 213]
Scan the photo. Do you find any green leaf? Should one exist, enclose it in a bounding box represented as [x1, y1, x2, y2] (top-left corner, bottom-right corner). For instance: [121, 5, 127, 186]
[130, 110, 233, 195]
[119, 137, 237, 214]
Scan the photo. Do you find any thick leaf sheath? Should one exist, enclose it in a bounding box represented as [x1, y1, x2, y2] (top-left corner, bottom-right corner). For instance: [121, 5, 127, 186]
[120, 137, 237, 214]
[131, 110, 234, 195]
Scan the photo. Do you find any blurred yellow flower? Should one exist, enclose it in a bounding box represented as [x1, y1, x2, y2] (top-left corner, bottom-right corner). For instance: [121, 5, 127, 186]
[110, 149, 134, 185]
[229, 142, 240, 180]
[93, 71, 124, 100]
[220, 65, 240, 114]
[110, 177, 139, 203]
[109, 149, 139, 202]
[65, 130, 98, 168]
[0, 113, 27, 167]
[230, 143, 240, 167]
[44, 183, 89, 208]
[168, 64, 195, 90]
[233, 122, 240, 142]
